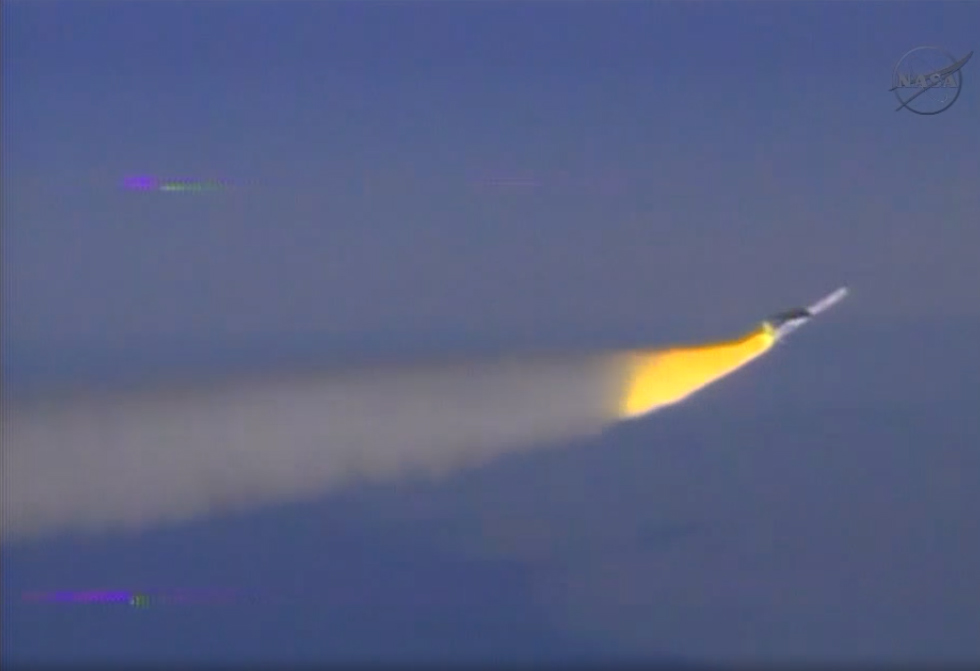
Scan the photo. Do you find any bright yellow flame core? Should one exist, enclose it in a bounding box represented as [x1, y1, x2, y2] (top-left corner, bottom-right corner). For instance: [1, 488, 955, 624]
[616, 322, 777, 419]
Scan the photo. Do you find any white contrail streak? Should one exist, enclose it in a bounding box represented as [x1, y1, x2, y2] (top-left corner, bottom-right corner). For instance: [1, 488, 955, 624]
[2, 355, 623, 541]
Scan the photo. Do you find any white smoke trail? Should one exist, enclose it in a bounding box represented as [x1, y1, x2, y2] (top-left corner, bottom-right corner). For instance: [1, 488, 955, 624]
[1, 354, 629, 541]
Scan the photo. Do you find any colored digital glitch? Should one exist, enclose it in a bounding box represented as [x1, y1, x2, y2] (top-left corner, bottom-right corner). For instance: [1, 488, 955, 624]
[20, 589, 248, 607]
[121, 175, 233, 192]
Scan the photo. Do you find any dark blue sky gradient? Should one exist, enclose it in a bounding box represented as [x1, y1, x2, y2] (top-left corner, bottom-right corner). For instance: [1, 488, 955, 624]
[3, 1, 979, 665]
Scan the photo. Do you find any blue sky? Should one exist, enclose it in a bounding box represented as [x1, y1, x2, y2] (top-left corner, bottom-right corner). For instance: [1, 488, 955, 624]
[3, 1, 979, 665]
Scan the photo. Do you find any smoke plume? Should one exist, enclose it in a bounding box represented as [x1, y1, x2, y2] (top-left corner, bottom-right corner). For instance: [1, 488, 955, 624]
[2, 354, 629, 540]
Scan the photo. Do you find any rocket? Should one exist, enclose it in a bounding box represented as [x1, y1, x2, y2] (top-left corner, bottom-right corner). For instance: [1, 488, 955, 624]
[2, 286, 849, 540]
[614, 287, 849, 420]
